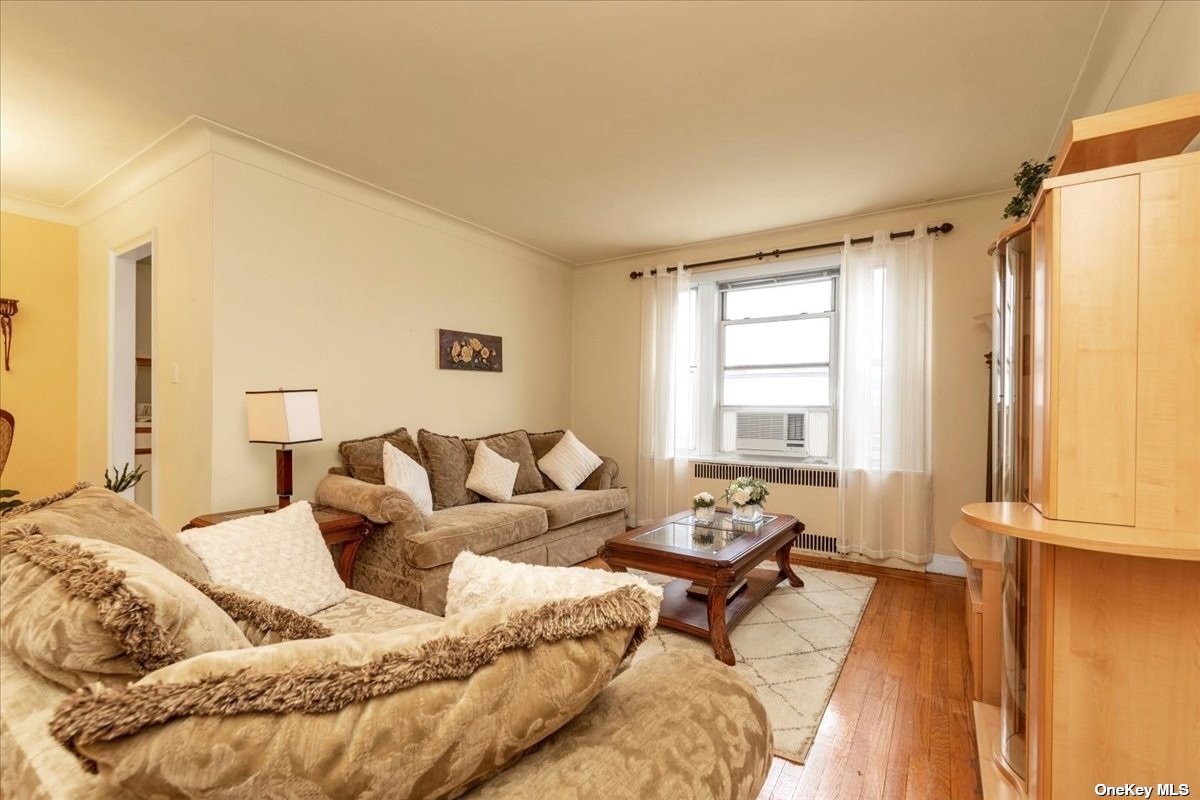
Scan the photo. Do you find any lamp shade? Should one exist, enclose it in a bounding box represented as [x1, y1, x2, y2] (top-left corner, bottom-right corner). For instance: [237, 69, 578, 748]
[246, 389, 322, 444]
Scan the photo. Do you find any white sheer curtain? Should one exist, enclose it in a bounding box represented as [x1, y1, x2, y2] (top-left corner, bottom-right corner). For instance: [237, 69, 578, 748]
[838, 229, 933, 563]
[637, 265, 693, 524]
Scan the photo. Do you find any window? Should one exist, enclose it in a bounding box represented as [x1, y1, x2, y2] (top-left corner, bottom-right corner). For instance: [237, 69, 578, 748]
[686, 258, 839, 464]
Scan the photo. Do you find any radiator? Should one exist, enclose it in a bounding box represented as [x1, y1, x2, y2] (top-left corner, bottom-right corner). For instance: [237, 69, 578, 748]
[793, 530, 839, 554]
[691, 461, 838, 488]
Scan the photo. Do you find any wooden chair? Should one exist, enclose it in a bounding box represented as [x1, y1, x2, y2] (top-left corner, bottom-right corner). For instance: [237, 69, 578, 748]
[0, 409, 13, 477]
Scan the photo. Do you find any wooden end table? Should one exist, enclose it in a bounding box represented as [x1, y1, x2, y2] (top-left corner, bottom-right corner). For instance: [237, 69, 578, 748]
[183, 504, 372, 589]
[599, 509, 803, 666]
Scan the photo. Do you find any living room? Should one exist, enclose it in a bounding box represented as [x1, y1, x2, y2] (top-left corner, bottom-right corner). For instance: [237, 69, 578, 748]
[1, 2, 1197, 799]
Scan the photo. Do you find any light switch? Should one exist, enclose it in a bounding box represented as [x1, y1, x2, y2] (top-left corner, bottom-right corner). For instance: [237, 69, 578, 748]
[171, 363, 179, 384]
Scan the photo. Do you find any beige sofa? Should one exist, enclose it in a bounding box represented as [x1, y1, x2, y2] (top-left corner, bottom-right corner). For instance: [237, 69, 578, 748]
[316, 429, 629, 615]
[0, 487, 772, 800]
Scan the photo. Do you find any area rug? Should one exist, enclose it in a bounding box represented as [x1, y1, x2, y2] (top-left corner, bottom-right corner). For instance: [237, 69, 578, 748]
[629, 563, 875, 764]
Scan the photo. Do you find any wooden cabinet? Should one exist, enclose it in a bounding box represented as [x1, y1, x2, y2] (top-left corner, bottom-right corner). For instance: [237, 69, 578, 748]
[972, 93, 1200, 800]
[1027, 153, 1200, 530]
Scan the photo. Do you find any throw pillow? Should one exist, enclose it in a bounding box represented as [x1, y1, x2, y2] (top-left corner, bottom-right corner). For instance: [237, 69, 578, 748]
[382, 441, 435, 519]
[179, 501, 349, 615]
[538, 430, 604, 491]
[0, 483, 210, 582]
[417, 429, 480, 510]
[446, 551, 663, 628]
[0, 524, 251, 690]
[464, 442, 520, 503]
[189, 581, 332, 645]
[527, 430, 565, 463]
[464, 430, 544, 494]
[338, 428, 422, 485]
[51, 588, 656, 799]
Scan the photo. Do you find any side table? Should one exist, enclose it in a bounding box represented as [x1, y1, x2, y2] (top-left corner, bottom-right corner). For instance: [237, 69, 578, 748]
[183, 504, 372, 588]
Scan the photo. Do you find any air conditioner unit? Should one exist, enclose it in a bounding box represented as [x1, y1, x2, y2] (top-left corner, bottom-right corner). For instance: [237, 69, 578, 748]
[734, 410, 808, 455]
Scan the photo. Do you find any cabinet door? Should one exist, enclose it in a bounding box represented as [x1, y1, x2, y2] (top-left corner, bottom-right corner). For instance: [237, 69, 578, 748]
[1029, 197, 1052, 514]
[1136, 162, 1200, 531]
[1051, 176, 1139, 525]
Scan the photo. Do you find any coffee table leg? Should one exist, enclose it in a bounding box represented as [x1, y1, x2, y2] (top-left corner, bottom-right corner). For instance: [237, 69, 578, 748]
[777, 542, 804, 587]
[707, 586, 737, 666]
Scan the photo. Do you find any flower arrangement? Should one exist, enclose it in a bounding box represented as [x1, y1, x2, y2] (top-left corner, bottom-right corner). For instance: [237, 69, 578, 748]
[691, 491, 717, 523]
[1002, 156, 1055, 220]
[725, 476, 769, 508]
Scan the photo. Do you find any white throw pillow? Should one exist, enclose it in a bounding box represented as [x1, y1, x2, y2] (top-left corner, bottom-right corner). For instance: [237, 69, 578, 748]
[382, 441, 434, 519]
[445, 551, 663, 629]
[179, 501, 349, 615]
[465, 441, 520, 503]
[537, 430, 603, 490]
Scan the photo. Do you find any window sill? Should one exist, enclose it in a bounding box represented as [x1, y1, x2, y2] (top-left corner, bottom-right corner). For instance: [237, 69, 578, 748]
[690, 453, 837, 469]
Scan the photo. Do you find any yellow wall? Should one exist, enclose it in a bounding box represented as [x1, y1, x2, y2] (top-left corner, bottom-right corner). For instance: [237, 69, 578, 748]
[0, 212, 78, 497]
[76, 155, 214, 533]
[208, 152, 575, 511]
[572, 192, 1007, 559]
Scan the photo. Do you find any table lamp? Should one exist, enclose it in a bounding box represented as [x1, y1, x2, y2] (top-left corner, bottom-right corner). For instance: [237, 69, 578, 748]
[246, 388, 322, 507]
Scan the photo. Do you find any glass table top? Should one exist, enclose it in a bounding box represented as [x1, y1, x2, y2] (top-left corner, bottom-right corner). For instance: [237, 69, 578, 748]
[631, 512, 778, 555]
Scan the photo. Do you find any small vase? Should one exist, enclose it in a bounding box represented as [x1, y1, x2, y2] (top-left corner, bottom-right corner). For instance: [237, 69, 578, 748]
[731, 503, 764, 524]
[694, 505, 716, 524]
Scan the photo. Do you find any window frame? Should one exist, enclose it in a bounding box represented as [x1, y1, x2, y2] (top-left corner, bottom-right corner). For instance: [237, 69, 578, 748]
[713, 267, 840, 463]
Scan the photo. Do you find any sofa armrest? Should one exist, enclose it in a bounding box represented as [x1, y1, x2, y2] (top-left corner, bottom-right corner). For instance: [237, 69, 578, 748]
[315, 473, 424, 531]
[578, 456, 620, 491]
[461, 650, 771, 800]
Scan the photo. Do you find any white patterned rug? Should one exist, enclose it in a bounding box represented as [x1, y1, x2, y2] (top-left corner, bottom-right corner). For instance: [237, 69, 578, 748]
[630, 563, 875, 764]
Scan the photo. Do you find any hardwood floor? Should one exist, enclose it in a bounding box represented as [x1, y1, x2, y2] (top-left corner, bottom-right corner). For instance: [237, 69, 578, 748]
[581, 552, 983, 799]
[754, 557, 983, 800]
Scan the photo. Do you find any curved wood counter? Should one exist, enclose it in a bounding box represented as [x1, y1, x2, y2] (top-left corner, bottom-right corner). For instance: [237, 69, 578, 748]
[962, 502, 1200, 561]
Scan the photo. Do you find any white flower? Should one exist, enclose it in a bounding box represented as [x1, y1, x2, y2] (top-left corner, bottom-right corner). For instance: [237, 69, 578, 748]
[732, 488, 752, 505]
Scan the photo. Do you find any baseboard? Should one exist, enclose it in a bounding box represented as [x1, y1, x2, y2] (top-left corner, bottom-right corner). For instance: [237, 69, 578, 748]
[927, 554, 967, 578]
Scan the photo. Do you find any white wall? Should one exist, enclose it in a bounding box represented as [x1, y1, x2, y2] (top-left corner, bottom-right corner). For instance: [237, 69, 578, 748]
[1050, 0, 1200, 149]
[572, 192, 1007, 558]
[77, 155, 214, 532]
[209, 153, 575, 510]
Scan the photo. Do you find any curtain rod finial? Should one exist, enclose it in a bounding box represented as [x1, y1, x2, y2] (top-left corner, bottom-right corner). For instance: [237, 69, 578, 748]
[629, 270, 643, 279]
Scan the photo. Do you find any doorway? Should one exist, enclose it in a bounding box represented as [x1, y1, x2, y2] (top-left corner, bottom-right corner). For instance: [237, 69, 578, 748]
[109, 239, 154, 513]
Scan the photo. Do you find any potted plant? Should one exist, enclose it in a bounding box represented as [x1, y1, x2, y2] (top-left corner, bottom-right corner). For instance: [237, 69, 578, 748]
[104, 462, 146, 494]
[1003, 156, 1055, 220]
[692, 491, 717, 523]
[725, 477, 769, 524]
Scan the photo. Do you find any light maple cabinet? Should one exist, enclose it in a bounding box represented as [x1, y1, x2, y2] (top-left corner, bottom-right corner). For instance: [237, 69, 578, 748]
[966, 93, 1200, 800]
[1029, 154, 1200, 530]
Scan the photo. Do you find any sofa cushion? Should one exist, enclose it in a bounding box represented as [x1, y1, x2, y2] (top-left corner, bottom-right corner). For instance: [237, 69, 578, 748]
[192, 582, 332, 645]
[0, 484, 210, 582]
[312, 589, 439, 634]
[510, 489, 628, 530]
[0, 525, 251, 690]
[418, 429, 481, 510]
[51, 589, 655, 800]
[465, 430, 545, 495]
[405, 503, 548, 569]
[339, 427, 422, 485]
[538, 431, 604, 491]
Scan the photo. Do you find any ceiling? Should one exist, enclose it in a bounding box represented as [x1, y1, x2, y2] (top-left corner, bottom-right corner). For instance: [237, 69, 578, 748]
[0, 0, 1107, 264]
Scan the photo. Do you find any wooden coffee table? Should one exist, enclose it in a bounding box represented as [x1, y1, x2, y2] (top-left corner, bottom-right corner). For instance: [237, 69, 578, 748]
[599, 510, 803, 665]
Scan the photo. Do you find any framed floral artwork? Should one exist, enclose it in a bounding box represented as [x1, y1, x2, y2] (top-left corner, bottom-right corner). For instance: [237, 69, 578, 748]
[438, 329, 502, 372]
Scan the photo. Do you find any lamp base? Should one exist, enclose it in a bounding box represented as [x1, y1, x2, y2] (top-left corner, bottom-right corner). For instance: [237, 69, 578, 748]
[276, 448, 293, 508]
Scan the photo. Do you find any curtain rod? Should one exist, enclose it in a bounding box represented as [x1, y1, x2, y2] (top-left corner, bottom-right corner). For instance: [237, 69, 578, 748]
[627, 222, 954, 280]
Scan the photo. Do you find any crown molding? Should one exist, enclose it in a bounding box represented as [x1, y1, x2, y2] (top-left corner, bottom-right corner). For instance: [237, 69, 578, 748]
[0, 193, 79, 226]
[64, 115, 570, 271]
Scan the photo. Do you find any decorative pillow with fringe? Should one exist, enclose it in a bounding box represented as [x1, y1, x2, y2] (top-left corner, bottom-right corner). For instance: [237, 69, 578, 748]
[446, 551, 663, 629]
[189, 581, 331, 645]
[0, 525, 251, 690]
[50, 587, 656, 800]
